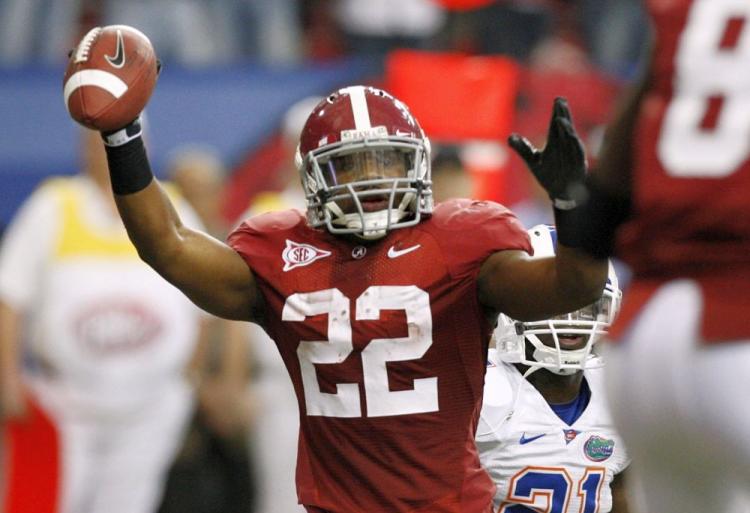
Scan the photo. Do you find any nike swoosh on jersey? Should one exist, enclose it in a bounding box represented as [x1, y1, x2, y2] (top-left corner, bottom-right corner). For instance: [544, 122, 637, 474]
[519, 432, 546, 445]
[105, 29, 126, 68]
[387, 244, 421, 258]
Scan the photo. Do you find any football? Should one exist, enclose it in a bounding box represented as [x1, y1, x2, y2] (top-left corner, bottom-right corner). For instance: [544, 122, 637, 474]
[63, 25, 158, 132]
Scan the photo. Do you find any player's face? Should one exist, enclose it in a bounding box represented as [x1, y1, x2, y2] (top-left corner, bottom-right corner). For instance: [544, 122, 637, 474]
[538, 301, 604, 351]
[323, 148, 410, 213]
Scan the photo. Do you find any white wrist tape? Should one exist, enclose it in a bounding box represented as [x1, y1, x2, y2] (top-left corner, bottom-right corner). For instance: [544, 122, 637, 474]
[102, 118, 142, 147]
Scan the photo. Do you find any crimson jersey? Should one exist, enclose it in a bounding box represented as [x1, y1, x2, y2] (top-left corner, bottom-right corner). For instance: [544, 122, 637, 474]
[613, 0, 750, 341]
[227, 199, 531, 513]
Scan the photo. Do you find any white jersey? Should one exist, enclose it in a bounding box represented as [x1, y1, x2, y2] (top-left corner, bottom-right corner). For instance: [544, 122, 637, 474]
[0, 176, 204, 417]
[477, 349, 629, 513]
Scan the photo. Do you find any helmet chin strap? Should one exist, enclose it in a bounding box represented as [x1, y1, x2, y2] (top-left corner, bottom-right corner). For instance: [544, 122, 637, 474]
[522, 364, 543, 379]
[348, 211, 392, 240]
[325, 192, 415, 240]
[531, 347, 580, 376]
[325, 202, 391, 240]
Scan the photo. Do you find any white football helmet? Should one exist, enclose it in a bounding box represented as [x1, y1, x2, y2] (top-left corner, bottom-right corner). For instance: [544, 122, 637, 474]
[495, 224, 622, 376]
[295, 85, 432, 240]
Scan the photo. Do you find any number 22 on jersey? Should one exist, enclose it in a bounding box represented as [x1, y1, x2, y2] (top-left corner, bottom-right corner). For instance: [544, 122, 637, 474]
[282, 286, 438, 418]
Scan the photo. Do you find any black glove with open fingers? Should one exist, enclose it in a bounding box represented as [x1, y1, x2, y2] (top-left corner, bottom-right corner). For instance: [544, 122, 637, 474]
[508, 97, 587, 210]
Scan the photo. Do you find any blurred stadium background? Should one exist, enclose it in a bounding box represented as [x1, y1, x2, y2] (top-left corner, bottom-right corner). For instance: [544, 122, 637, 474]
[0, 0, 648, 233]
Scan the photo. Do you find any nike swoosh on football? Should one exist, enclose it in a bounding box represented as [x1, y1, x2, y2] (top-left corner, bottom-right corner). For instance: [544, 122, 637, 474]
[519, 432, 546, 445]
[105, 30, 126, 68]
[387, 244, 421, 258]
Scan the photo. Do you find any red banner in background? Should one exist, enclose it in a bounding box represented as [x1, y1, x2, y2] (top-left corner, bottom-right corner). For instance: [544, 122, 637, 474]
[386, 50, 519, 142]
[386, 49, 520, 205]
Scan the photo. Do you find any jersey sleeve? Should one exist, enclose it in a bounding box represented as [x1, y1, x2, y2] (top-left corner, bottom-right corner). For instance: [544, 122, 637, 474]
[226, 221, 263, 272]
[0, 182, 60, 309]
[476, 354, 516, 440]
[427, 199, 532, 280]
[226, 209, 306, 277]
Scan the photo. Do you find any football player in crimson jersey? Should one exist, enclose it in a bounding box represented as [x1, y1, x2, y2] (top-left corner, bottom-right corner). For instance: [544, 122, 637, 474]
[566, 1, 750, 512]
[78, 84, 607, 513]
[477, 225, 630, 513]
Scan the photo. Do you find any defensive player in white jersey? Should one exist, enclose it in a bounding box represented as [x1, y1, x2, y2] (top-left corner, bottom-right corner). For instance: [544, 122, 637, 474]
[477, 225, 630, 513]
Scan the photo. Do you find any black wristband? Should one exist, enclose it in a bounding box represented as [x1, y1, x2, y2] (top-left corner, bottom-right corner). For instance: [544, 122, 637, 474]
[552, 177, 631, 257]
[104, 136, 154, 195]
[552, 203, 581, 248]
[576, 178, 632, 258]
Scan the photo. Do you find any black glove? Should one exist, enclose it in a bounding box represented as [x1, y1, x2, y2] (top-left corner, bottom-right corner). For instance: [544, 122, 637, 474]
[508, 97, 587, 210]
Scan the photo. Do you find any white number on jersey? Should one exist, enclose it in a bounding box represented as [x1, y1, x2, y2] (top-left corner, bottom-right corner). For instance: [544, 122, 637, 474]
[658, 0, 750, 177]
[282, 286, 438, 418]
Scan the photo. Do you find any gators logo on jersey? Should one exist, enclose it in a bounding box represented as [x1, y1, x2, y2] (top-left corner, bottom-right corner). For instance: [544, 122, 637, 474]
[583, 435, 615, 462]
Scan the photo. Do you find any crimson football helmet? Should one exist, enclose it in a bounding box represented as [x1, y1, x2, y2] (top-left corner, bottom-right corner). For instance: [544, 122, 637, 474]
[295, 85, 432, 239]
[494, 224, 622, 376]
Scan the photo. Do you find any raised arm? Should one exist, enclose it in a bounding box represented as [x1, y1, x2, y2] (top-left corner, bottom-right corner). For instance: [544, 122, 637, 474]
[478, 246, 606, 321]
[572, 58, 653, 258]
[62, 28, 261, 321]
[478, 97, 607, 319]
[103, 122, 261, 321]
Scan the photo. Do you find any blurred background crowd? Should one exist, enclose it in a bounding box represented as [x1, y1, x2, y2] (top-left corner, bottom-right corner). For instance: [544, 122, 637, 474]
[0, 0, 650, 235]
[0, 1, 648, 513]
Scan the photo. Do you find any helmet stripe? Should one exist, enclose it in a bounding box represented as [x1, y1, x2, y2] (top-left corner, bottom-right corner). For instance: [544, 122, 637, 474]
[345, 85, 372, 130]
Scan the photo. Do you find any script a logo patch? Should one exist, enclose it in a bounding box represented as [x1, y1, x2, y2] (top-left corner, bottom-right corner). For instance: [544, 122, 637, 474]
[282, 240, 331, 272]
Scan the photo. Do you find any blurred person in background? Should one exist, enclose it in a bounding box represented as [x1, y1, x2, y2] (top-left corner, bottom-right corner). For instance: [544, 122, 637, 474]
[100, 0, 302, 65]
[333, 0, 446, 59]
[0, 0, 83, 64]
[100, 0, 239, 66]
[477, 224, 630, 513]
[168, 147, 230, 238]
[0, 0, 302, 66]
[434, 0, 555, 60]
[237, 0, 303, 64]
[567, 0, 750, 511]
[0, 128, 205, 513]
[429, 145, 474, 202]
[433, 0, 646, 77]
[157, 147, 256, 513]
[242, 96, 320, 216]
[576, 0, 648, 78]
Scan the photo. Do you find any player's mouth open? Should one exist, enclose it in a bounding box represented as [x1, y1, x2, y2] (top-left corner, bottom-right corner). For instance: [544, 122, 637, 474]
[360, 197, 390, 212]
[557, 335, 586, 349]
